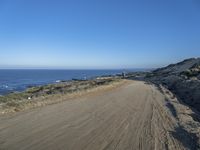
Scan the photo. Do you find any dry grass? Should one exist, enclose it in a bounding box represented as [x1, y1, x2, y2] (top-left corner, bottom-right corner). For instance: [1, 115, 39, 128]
[0, 77, 125, 115]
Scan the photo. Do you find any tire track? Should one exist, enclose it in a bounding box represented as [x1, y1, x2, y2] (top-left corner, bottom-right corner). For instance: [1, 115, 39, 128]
[0, 80, 194, 150]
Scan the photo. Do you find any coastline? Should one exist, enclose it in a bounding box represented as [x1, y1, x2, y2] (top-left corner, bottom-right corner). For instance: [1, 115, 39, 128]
[0, 69, 134, 95]
[0, 76, 126, 115]
[1, 59, 200, 149]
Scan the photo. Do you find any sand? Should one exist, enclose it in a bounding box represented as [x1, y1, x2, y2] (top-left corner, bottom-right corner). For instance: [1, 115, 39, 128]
[0, 80, 199, 150]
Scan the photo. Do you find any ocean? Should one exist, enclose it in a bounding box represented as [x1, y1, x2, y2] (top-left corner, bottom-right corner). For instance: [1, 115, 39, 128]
[0, 69, 141, 95]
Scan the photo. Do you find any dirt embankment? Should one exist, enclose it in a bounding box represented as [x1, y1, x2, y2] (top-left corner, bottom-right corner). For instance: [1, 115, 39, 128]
[145, 58, 200, 112]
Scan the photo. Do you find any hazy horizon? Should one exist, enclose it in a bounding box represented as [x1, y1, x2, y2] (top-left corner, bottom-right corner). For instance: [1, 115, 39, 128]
[0, 67, 152, 70]
[1, 0, 200, 69]
[0, 58, 198, 70]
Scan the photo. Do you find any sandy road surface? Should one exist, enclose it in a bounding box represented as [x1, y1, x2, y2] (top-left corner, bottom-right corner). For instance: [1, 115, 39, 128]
[0, 80, 198, 150]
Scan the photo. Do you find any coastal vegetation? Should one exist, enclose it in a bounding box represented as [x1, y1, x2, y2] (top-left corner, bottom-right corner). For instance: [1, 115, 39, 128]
[0, 77, 122, 114]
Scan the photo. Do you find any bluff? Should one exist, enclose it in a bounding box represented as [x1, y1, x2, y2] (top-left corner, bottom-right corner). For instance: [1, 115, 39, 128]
[146, 58, 200, 112]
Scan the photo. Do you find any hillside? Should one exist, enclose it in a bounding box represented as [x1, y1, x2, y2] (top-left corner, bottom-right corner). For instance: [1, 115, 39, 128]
[146, 58, 200, 112]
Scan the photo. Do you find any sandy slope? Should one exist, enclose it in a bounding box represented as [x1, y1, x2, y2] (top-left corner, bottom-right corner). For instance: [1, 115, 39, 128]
[0, 80, 199, 150]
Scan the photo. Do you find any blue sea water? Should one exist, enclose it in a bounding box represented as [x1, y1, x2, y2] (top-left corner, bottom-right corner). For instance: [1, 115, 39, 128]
[0, 69, 141, 95]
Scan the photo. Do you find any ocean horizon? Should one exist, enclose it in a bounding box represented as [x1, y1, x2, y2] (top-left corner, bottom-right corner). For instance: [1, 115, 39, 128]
[0, 69, 147, 95]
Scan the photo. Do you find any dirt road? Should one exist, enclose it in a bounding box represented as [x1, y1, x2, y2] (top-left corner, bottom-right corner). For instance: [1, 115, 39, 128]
[0, 80, 199, 150]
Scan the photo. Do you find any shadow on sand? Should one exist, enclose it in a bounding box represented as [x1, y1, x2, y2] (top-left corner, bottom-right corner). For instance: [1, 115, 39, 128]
[170, 126, 200, 150]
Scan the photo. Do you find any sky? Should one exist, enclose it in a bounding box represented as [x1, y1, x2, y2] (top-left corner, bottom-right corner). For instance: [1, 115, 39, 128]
[0, 0, 200, 69]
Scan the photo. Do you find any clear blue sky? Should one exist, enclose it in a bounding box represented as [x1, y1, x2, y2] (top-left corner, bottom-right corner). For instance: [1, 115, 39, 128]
[0, 0, 200, 69]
